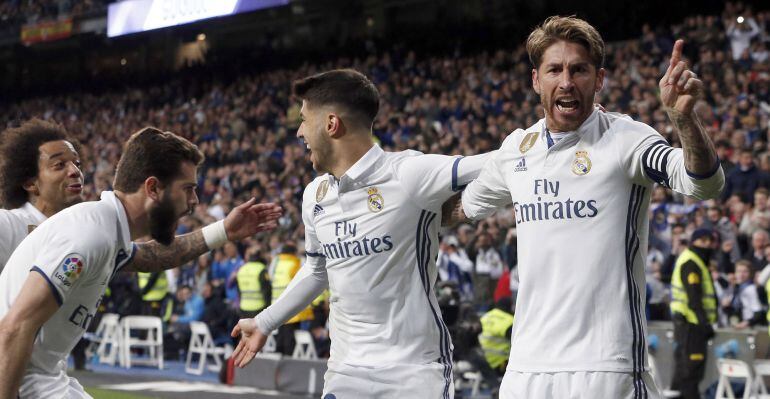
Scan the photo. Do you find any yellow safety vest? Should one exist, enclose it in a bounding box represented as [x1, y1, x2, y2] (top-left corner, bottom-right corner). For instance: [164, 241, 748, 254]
[479, 308, 514, 370]
[312, 289, 330, 307]
[237, 262, 267, 312]
[138, 272, 168, 302]
[670, 248, 717, 325]
[271, 254, 313, 323]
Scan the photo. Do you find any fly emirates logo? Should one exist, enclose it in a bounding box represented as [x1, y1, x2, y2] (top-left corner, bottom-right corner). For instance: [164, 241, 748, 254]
[513, 178, 599, 224]
[320, 221, 394, 260]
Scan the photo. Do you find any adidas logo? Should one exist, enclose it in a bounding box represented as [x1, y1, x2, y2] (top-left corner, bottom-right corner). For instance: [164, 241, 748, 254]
[313, 204, 325, 217]
[514, 158, 527, 172]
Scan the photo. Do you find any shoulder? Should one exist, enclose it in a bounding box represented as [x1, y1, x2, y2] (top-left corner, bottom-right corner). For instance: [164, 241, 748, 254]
[498, 119, 543, 153]
[303, 175, 331, 203]
[385, 149, 426, 167]
[601, 112, 664, 141]
[0, 208, 26, 228]
[42, 202, 114, 251]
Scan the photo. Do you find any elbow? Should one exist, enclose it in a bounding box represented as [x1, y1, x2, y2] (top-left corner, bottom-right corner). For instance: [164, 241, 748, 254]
[0, 317, 23, 345]
[686, 167, 725, 200]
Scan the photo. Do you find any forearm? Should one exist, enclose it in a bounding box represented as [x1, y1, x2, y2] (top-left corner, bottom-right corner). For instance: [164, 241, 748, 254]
[665, 108, 718, 176]
[0, 325, 36, 397]
[129, 230, 208, 273]
[254, 267, 327, 334]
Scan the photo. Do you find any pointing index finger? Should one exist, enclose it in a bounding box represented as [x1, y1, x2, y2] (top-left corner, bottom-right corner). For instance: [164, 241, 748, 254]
[670, 39, 684, 67]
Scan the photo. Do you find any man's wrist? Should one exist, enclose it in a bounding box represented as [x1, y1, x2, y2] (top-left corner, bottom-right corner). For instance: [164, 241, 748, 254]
[202, 220, 228, 250]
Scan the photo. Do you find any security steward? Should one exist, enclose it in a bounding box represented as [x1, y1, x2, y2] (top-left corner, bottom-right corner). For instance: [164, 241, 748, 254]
[670, 228, 717, 399]
[138, 271, 173, 322]
[479, 296, 515, 374]
[236, 249, 271, 319]
[269, 241, 313, 355]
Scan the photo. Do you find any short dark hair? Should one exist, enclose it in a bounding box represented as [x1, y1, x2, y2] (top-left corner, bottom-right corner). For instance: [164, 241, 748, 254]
[0, 118, 79, 208]
[292, 69, 380, 129]
[113, 127, 204, 193]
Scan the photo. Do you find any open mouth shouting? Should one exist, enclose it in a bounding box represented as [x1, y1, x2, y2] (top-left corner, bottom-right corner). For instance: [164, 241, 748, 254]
[555, 97, 580, 115]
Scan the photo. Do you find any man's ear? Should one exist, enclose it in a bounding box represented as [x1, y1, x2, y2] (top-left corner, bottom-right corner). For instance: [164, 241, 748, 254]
[144, 176, 162, 201]
[532, 68, 541, 95]
[327, 113, 346, 138]
[22, 178, 39, 197]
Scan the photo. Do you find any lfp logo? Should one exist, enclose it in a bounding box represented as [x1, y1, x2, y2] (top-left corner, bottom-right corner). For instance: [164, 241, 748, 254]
[62, 256, 83, 279]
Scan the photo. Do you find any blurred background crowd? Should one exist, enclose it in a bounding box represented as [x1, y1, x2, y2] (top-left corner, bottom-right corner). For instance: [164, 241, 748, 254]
[1, 0, 770, 377]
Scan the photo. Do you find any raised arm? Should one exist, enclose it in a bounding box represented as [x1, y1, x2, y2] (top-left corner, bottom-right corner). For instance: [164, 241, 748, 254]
[659, 39, 718, 176]
[126, 199, 282, 273]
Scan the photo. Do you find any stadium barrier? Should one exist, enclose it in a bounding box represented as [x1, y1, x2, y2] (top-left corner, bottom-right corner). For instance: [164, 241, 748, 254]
[648, 321, 770, 393]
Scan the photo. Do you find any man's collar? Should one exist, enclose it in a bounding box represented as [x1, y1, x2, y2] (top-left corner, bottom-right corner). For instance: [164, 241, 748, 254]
[340, 144, 384, 183]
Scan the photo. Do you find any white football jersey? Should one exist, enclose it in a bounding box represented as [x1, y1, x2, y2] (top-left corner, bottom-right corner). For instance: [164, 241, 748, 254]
[462, 110, 723, 390]
[255, 145, 492, 396]
[0, 202, 47, 271]
[0, 191, 135, 397]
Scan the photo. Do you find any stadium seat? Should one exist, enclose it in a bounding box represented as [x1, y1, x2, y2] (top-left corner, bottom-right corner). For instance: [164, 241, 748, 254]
[715, 358, 757, 399]
[753, 360, 770, 398]
[263, 330, 278, 353]
[84, 313, 122, 366]
[121, 315, 164, 370]
[185, 321, 233, 375]
[292, 330, 318, 360]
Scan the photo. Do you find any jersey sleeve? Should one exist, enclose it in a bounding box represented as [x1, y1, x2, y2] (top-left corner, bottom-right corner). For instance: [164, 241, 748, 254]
[0, 210, 23, 271]
[254, 181, 328, 334]
[29, 228, 108, 306]
[395, 151, 495, 211]
[462, 135, 516, 220]
[619, 120, 724, 200]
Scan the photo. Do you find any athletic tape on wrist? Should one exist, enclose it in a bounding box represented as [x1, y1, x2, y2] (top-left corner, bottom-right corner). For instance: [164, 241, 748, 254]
[202, 220, 228, 249]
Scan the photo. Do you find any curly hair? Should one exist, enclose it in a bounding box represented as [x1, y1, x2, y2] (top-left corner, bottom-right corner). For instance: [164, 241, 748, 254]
[0, 119, 77, 209]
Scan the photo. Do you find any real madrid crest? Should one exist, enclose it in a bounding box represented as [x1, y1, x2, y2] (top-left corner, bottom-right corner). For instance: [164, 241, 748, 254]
[316, 180, 329, 202]
[367, 187, 384, 213]
[519, 131, 539, 154]
[572, 151, 592, 175]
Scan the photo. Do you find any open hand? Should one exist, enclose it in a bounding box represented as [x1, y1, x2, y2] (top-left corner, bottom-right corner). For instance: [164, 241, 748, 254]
[224, 199, 283, 241]
[230, 318, 268, 368]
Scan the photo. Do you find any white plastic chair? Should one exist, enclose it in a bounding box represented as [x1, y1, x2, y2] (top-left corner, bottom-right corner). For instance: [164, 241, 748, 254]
[84, 313, 122, 366]
[185, 321, 232, 375]
[263, 330, 278, 353]
[292, 330, 318, 360]
[753, 360, 770, 398]
[715, 358, 757, 399]
[121, 315, 164, 369]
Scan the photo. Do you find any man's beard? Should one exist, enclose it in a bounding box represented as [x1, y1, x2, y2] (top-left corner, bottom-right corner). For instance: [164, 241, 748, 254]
[149, 193, 178, 246]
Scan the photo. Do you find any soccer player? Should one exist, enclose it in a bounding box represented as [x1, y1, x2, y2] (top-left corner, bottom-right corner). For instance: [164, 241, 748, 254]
[230, 69, 493, 398]
[0, 127, 282, 398]
[0, 119, 84, 271]
[450, 17, 724, 398]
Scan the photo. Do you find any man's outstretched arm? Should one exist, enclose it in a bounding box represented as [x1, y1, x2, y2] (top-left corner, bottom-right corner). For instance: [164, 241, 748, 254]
[127, 199, 282, 273]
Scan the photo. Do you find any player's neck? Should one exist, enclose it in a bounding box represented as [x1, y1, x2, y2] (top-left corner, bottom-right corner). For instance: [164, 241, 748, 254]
[113, 190, 150, 240]
[329, 136, 375, 179]
[29, 197, 58, 218]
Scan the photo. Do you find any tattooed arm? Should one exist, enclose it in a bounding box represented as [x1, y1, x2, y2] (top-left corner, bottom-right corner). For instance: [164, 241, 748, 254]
[665, 108, 718, 175]
[126, 231, 208, 273]
[659, 39, 718, 175]
[125, 200, 283, 273]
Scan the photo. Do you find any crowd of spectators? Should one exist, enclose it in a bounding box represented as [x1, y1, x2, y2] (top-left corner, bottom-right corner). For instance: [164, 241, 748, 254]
[2, 1, 770, 359]
[0, 0, 107, 27]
